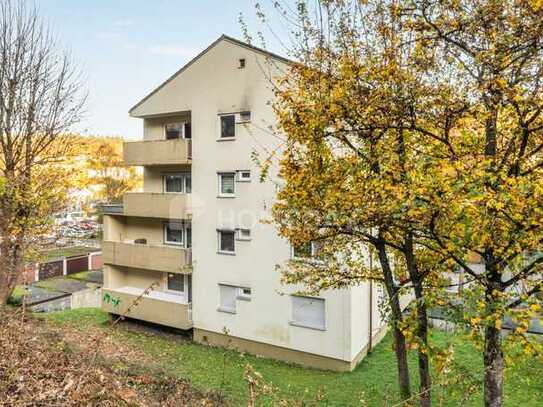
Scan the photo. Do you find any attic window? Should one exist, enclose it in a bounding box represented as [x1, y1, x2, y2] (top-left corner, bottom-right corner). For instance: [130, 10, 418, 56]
[239, 58, 246, 69]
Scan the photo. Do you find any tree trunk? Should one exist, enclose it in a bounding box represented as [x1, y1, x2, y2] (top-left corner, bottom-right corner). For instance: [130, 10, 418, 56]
[376, 238, 411, 401]
[413, 282, 431, 407]
[0, 238, 23, 305]
[484, 324, 503, 407]
[404, 234, 431, 407]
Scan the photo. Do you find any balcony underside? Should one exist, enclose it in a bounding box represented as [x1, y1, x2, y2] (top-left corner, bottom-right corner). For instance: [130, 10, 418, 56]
[101, 287, 192, 330]
[102, 240, 192, 274]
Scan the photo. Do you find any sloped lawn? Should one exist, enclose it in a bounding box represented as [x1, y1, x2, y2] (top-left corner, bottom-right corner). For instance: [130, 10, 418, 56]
[41, 308, 543, 406]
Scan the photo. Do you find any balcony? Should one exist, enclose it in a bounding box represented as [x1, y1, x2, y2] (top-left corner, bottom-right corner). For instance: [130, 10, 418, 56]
[102, 240, 192, 274]
[123, 192, 190, 219]
[101, 287, 192, 330]
[124, 138, 192, 166]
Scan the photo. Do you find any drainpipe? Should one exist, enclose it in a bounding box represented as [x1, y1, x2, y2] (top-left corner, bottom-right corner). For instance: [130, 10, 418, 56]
[368, 247, 373, 353]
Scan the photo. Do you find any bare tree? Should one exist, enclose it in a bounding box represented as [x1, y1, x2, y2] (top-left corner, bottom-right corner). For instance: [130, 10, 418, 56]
[0, 0, 85, 304]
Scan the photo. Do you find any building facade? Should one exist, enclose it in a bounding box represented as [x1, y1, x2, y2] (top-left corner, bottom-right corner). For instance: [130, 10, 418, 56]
[101, 35, 386, 371]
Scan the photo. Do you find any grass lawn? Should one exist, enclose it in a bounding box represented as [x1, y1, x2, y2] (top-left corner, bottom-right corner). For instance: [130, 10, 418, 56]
[8, 286, 28, 305]
[41, 308, 543, 406]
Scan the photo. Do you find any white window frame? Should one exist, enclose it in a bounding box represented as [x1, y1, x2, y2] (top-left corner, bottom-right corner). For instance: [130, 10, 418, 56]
[218, 172, 236, 197]
[164, 121, 188, 140]
[236, 228, 251, 241]
[291, 242, 318, 260]
[218, 284, 238, 314]
[236, 170, 251, 182]
[163, 273, 187, 296]
[164, 222, 186, 247]
[237, 286, 252, 301]
[163, 172, 191, 194]
[217, 229, 236, 255]
[290, 295, 326, 331]
[218, 114, 236, 140]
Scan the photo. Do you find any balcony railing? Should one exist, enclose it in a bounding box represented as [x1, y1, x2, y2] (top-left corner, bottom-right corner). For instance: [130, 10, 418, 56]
[123, 192, 190, 219]
[102, 240, 192, 274]
[124, 138, 191, 166]
[101, 287, 192, 330]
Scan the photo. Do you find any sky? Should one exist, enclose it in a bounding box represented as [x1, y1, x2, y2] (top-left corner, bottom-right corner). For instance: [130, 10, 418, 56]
[35, 0, 287, 139]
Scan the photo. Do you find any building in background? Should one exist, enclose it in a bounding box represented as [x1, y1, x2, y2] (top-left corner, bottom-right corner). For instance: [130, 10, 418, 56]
[101, 35, 386, 371]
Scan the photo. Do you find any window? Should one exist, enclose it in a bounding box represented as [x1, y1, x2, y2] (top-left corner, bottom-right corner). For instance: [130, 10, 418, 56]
[291, 296, 326, 330]
[164, 173, 191, 193]
[218, 172, 236, 196]
[238, 287, 252, 301]
[166, 273, 184, 293]
[239, 58, 246, 69]
[165, 122, 185, 139]
[219, 284, 237, 313]
[292, 242, 313, 259]
[218, 230, 235, 254]
[237, 170, 251, 182]
[292, 242, 321, 260]
[220, 115, 236, 139]
[164, 222, 184, 246]
[236, 228, 251, 241]
[239, 111, 251, 123]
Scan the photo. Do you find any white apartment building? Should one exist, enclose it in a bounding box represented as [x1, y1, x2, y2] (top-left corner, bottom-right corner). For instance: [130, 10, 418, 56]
[101, 35, 386, 371]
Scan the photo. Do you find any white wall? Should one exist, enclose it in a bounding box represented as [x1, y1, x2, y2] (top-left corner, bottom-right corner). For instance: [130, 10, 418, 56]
[132, 38, 368, 362]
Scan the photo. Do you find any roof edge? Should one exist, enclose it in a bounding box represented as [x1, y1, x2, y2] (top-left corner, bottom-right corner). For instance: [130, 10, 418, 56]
[128, 34, 293, 117]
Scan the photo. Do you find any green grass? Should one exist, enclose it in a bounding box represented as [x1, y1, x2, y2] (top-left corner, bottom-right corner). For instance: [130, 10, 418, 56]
[8, 286, 28, 305]
[41, 309, 543, 406]
[67, 271, 95, 281]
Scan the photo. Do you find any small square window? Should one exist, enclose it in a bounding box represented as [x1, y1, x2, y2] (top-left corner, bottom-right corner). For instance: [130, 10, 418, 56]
[218, 230, 235, 254]
[167, 273, 185, 293]
[220, 115, 236, 139]
[292, 242, 313, 259]
[238, 287, 252, 300]
[239, 58, 246, 69]
[237, 170, 251, 182]
[239, 111, 251, 123]
[218, 173, 236, 196]
[237, 229, 251, 241]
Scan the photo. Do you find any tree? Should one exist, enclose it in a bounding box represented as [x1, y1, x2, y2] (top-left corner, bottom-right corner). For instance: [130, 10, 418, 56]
[78, 136, 142, 204]
[266, 1, 543, 406]
[0, 0, 85, 304]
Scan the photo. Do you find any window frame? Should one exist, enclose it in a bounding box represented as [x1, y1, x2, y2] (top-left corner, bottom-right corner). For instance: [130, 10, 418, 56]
[219, 114, 236, 140]
[291, 242, 318, 260]
[218, 284, 238, 314]
[164, 273, 186, 296]
[163, 222, 186, 247]
[164, 121, 188, 140]
[163, 172, 191, 194]
[237, 287, 252, 301]
[217, 229, 236, 255]
[290, 295, 326, 331]
[236, 228, 251, 241]
[218, 172, 236, 197]
[236, 170, 251, 182]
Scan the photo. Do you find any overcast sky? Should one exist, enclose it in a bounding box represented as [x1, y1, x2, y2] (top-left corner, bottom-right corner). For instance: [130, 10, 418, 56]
[36, 0, 287, 139]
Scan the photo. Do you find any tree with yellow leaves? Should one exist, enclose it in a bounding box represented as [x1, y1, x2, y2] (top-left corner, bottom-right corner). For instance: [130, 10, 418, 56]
[265, 1, 543, 406]
[77, 136, 142, 204]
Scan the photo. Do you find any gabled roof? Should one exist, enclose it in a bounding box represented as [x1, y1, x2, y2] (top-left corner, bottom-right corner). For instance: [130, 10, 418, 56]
[129, 34, 293, 116]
